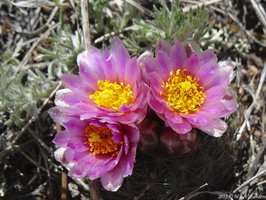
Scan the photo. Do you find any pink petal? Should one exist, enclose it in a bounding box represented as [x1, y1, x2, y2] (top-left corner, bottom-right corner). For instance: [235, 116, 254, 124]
[156, 50, 172, 80]
[218, 60, 235, 83]
[55, 89, 88, 107]
[100, 156, 128, 192]
[167, 118, 192, 134]
[61, 74, 89, 96]
[156, 40, 171, 55]
[198, 49, 217, 66]
[149, 96, 169, 113]
[48, 107, 76, 125]
[53, 130, 70, 147]
[77, 48, 105, 89]
[197, 64, 218, 87]
[149, 72, 164, 93]
[165, 111, 183, 123]
[110, 37, 130, 81]
[199, 119, 228, 137]
[205, 86, 226, 101]
[182, 111, 211, 126]
[144, 57, 157, 74]
[170, 42, 187, 69]
[200, 103, 227, 117]
[124, 57, 140, 85]
[184, 54, 199, 76]
[204, 72, 230, 89]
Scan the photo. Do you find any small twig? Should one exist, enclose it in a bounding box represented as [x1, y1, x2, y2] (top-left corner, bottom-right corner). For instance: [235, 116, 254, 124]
[14, 6, 59, 76]
[75, 179, 90, 192]
[16, 25, 49, 38]
[182, 0, 222, 13]
[37, 142, 53, 199]
[27, 128, 53, 154]
[227, 12, 266, 47]
[14, 22, 60, 76]
[249, 0, 266, 32]
[80, 1, 99, 199]
[3, 0, 56, 8]
[125, 0, 152, 16]
[247, 138, 266, 179]
[81, 0, 91, 49]
[88, 179, 100, 200]
[233, 168, 266, 193]
[61, 172, 68, 200]
[237, 63, 266, 140]
[19, 150, 50, 173]
[94, 26, 136, 44]
[178, 183, 208, 200]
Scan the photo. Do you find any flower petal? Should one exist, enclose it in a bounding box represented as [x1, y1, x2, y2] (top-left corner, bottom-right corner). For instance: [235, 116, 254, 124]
[110, 37, 130, 81]
[170, 42, 187, 69]
[199, 119, 228, 137]
[100, 156, 127, 192]
[156, 40, 171, 55]
[205, 86, 226, 101]
[124, 57, 140, 85]
[61, 74, 89, 96]
[167, 119, 192, 134]
[156, 50, 172, 80]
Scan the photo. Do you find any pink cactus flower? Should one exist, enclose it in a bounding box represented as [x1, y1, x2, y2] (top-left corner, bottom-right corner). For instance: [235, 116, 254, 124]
[51, 37, 149, 125]
[53, 117, 139, 191]
[144, 40, 237, 137]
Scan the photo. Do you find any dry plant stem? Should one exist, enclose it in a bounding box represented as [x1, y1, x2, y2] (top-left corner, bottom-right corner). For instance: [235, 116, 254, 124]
[37, 142, 53, 199]
[27, 128, 53, 154]
[178, 183, 208, 200]
[227, 11, 266, 47]
[14, 6, 59, 75]
[237, 63, 266, 140]
[4, 0, 56, 8]
[233, 168, 266, 193]
[19, 150, 50, 174]
[81, 0, 91, 49]
[80, 0, 99, 199]
[125, 0, 152, 16]
[94, 26, 136, 44]
[88, 179, 100, 200]
[249, 0, 266, 32]
[56, 122, 68, 200]
[182, 0, 222, 13]
[61, 172, 68, 200]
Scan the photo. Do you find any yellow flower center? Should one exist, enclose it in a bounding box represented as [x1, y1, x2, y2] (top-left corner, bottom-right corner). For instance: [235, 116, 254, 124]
[85, 125, 122, 157]
[161, 69, 205, 114]
[90, 80, 134, 111]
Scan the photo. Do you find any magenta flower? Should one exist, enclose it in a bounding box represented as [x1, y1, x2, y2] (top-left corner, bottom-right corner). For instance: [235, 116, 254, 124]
[52, 37, 149, 124]
[53, 117, 139, 191]
[144, 40, 237, 137]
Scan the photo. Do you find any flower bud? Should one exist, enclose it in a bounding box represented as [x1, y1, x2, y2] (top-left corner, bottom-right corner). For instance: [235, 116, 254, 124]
[138, 118, 161, 153]
[160, 128, 197, 154]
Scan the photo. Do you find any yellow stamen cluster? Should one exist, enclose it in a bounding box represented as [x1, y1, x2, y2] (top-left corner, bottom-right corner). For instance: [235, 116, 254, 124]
[90, 80, 134, 111]
[85, 125, 122, 157]
[161, 69, 205, 114]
